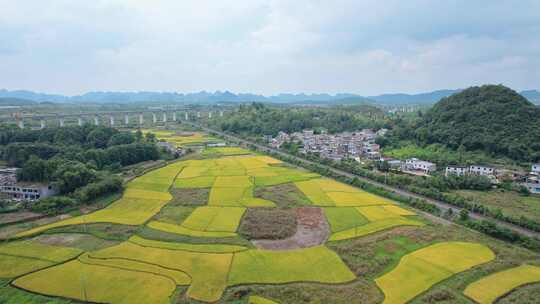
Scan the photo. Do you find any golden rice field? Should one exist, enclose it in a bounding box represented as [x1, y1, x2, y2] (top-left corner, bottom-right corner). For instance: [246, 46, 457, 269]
[141, 129, 220, 147]
[375, 242, 495, 304]
[3, 148, 539, 303]
[463, 264, 540, 303]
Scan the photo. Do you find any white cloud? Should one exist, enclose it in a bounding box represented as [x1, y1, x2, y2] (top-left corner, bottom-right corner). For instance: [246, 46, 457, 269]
[0, 0, 538, 95]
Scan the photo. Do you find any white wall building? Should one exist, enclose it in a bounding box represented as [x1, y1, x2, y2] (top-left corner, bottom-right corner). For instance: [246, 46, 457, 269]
[469, 165, 495, 176]
[404, 158, 437, 173]
[0, 183, 57, 201]
[532, 164, 540, 173]
[445, 166, 469, 176]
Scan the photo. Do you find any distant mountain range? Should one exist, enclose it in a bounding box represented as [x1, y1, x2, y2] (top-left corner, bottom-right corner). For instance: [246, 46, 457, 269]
[0, 88, 538, 106]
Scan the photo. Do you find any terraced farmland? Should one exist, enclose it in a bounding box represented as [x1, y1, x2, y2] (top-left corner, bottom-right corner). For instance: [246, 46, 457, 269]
[2, 147, 540, 303]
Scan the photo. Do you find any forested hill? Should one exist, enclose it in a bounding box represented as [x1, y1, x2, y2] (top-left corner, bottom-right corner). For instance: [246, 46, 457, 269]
[415, 85, 540, 162]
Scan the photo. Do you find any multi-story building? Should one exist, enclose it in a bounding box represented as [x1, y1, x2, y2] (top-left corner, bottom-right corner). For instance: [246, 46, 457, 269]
[0, 183, 57, 201]
[469, 165, 496, 176]
[445, 166, 469, 176]
[532, 164, 540, 173]
[404, 158, 437, 173]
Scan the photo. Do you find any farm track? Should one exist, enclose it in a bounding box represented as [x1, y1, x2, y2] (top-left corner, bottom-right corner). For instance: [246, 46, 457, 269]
[187, 121, 540, 239]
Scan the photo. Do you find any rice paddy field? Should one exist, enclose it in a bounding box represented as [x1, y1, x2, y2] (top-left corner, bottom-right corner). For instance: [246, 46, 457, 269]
[1, 147, 540, 303]
[140, 129, 221, 147]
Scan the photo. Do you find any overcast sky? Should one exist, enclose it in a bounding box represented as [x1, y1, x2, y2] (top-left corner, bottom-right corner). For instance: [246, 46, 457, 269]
[1, 0, 539, 96]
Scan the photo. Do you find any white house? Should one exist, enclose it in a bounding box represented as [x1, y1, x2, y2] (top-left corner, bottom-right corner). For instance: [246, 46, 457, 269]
[0, 183, 57, 201]
[445, 166, 469, 177]
[523, 183, 540, 194]
[532, 164, 540, 173]
[469, 165, 495, 176]
[404, 158, 437, 173]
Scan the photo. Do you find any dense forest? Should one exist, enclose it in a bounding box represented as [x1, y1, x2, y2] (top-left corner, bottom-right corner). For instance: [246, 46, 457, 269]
[208, 103, 388, 135]
[411, 85, 540, 162]
[0, 124, 160, 213]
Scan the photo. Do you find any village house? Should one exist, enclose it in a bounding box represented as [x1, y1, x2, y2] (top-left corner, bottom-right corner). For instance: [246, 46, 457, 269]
[469, 165, 496, 176]
[445, 166, 469, 176]
[403, 158, 437, 174]
[0, 182, 57, 201]
[533, 164, 540, 173]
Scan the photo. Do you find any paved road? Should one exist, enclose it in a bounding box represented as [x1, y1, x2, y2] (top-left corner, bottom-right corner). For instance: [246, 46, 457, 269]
[184, 120, 539, 239]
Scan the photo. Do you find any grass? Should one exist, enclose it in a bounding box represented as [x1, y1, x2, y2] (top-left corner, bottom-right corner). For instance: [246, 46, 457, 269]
[453, 189, 540, 222]
[13, 260, 176, 304]
[324, 207, 369, 232]
[356, 206, 403, 221]
[152, 205, 194, 224]
[0, 240, 82, 262]
[253, 183, 312, 208]
[0, 255, 55, 278]
[44, 223, 138, 241]
[137, 226, 253, 247]
[213, 176, 253, 188]
[89, 241, 233, 302]
[463, 264, 540, 303]
[238, 208, 297, 240]
[228, 246, 356, 285]
[375, 242, 495, 304]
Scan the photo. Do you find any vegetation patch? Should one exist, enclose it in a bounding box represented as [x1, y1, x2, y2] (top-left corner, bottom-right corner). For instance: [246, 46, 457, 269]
[248, 295, 280, 304]
[13, 260, 177, 304]
[228, 246, 355, 285]
[464, 264, 540, 304]
[181, 206, 246, 232]
[324, 207, 369, 232]
[254, 183, 312, 208]
[152, 205, 194, 224]
[146, 221, 237, 238]
[375, 242, 495, 304]
[239, 208, 297, 240]
[89, 241, 233, 302]
[294, 180, 334, 206]
[128, 235, 247, 253]
[174, 176, 215, 188]
[169, 188, 209, 206]
[44, 223, 138, 241]
[329, 218, 424, 241]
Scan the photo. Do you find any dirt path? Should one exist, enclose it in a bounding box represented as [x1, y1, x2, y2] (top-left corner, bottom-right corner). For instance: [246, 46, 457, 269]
[253, 207, 330, 250]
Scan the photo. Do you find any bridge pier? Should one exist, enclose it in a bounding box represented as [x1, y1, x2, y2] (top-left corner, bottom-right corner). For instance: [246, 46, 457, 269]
[59, 118, 65, 127]
[162, 112, 167, 122]
[220, 111, 223, 117]
[184, 112, 189, 120]
[152, 113, 157, 124]
[172, 112, 177, 121]
[18, 119, 24, 129]
[124, 114, 129, 125]
[197, 112, 201, 118]
[78, 117, 83, 126]
[109, 115, 115, 126]
[208, 112, 212, 119]
[94, 116, 99, 126]
[40, 119, 46, 129]
[139, 113, 144, 125]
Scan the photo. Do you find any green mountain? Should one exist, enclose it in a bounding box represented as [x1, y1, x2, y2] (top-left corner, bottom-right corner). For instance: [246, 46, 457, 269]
[415, 85, 540, 162]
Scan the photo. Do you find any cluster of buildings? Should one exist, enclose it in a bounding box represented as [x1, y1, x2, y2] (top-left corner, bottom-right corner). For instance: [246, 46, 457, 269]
[0, 168, 56, 201]
[524, 164, 540, 194]
[266, 128, 387, 161]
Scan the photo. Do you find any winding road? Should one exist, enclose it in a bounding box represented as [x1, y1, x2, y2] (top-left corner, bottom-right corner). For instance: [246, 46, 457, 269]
[183, 120, 540, 239]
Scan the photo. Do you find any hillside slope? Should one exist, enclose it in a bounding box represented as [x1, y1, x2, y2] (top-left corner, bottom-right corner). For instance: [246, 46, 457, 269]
[415, 85, 540, 162]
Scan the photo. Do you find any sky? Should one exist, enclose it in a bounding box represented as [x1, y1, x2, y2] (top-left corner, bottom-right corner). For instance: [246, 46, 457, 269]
[0, 0, 539, 96]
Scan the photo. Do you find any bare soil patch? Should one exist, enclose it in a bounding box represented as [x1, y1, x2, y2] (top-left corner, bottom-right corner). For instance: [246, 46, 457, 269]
[169, 188, 209, 206]
[239, 208, 297, 240]
[252, 207, 330, 250]
[0, 212, 43, 225]
[33, 233, 118, 251]
[0, 214, 71, 239]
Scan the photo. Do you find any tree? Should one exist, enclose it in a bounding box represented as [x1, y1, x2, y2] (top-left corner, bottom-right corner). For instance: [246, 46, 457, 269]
[52, 161, 97, 194]
[459, 209, 470, 221]
[17, 156, 50, 182]
[108, 132, 135, 146]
